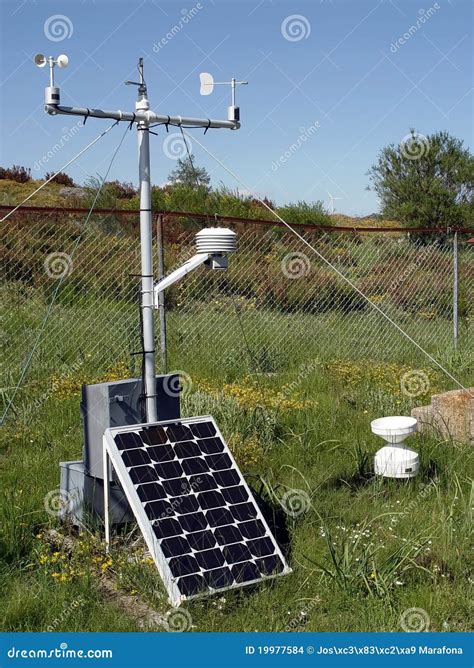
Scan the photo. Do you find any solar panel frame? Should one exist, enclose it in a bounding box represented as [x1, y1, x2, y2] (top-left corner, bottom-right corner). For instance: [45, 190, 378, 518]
[103, 415, 291, 607]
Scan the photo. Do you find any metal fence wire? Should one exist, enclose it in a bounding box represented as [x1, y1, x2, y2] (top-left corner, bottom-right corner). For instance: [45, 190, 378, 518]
[1, 206, 473, 415]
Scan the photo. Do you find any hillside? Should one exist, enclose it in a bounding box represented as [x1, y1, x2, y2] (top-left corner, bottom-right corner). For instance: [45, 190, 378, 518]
[0, 178, 398, 227]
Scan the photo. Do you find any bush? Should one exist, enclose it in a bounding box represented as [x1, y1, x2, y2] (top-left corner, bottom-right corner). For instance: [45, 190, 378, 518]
[0, 165, 32, 183]
[44, 171, 75, 187]
[277, 200, 331, 226]
[143, 184, 333, 227]
[106, 180, 137, 199]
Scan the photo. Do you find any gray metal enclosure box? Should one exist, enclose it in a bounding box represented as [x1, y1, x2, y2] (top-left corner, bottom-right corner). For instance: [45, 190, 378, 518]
[81, 374, 180, 480]
[59, 460, 134, 525]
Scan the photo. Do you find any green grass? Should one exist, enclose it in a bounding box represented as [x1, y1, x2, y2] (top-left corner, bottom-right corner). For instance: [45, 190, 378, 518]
[1, 288, 473, 633]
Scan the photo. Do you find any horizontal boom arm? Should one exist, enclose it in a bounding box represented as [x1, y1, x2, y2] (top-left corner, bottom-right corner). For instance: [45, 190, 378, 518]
[45, 104, 239, 130]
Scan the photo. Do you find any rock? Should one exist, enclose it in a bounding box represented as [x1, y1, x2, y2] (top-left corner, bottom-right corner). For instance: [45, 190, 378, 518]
[60, 186, 87, 199]
[412, 388, 474, 444]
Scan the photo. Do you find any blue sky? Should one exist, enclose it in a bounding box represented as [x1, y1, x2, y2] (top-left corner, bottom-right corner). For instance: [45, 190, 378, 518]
[0, 0, 472, 215]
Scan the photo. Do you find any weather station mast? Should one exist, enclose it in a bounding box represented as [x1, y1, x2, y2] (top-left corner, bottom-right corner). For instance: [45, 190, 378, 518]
[34, 53, 247, 422]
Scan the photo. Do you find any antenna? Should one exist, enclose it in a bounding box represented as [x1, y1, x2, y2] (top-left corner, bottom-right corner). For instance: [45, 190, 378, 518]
[327, 191, 342, 214]
[199, 72, 248, 123]
[124, 57, 147, 98]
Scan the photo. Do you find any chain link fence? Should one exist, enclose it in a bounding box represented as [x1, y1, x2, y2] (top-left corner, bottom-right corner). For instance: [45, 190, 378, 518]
[1, 206, 472, 417]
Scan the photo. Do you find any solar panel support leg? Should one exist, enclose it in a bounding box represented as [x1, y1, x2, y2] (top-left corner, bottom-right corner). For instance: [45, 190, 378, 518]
[103, 444, 111, 552]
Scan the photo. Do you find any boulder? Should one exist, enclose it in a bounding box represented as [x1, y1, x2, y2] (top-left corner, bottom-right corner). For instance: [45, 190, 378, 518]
[59, 186, 87, 199]
[412, 388, 474, 444]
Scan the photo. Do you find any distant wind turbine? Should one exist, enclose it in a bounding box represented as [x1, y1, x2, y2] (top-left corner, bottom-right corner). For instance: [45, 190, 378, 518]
[327, 192, 342, 214]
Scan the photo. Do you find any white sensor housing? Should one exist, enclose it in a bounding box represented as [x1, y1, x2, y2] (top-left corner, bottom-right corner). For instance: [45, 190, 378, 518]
[153, 227, 237, 307]
[195, 227, 237, 254]
[371, 416, 419, 479]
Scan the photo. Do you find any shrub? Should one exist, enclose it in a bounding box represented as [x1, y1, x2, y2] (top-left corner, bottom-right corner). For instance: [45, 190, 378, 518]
[106, 180, 137, 199]
[277, 200, 331, 226]
[0, 165, 32, 183]
[44, 171, 75, 187]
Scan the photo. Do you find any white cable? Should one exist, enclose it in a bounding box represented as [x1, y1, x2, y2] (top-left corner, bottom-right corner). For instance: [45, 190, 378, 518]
[184, 129, 472, 396]
[0, 120, 120, 223]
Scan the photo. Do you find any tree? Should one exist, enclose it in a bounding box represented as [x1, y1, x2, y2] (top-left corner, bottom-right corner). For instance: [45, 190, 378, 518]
[367, 130, 473, 229]
[168, 154, 211, 189]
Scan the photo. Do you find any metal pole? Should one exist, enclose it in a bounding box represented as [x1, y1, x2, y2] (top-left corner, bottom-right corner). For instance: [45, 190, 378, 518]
[157, 213, 168, 373]
[453, 231, 459, 350]
[137, 78, 158, 422]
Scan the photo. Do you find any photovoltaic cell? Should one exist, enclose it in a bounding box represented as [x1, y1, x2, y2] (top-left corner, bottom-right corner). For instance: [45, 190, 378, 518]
[104, 416, 290, 605]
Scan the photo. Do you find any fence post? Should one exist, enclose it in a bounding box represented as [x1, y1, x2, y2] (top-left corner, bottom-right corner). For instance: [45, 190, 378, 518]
[156, 213, 167, 372]
[453, 231, 458, 350]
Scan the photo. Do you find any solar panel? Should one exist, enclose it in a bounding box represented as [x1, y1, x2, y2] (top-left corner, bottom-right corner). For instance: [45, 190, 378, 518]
[103, 416, 291, 606]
